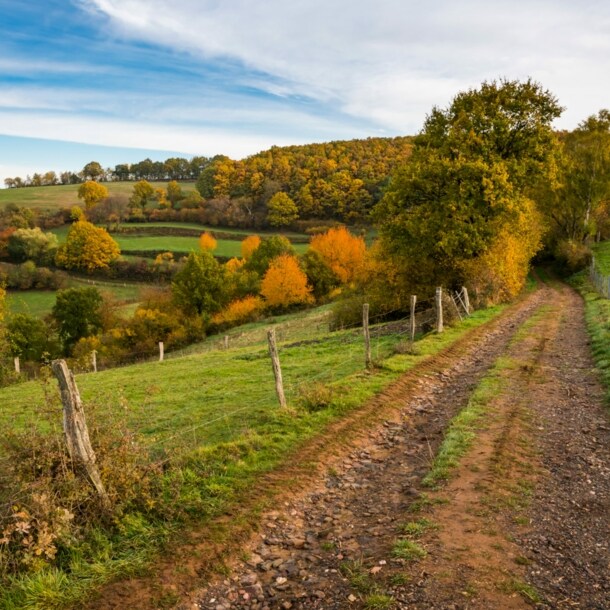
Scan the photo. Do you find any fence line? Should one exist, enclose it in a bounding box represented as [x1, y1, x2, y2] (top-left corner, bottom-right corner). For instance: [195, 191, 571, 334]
[2, 289, 466, 488]
[590, 257, 610, 298]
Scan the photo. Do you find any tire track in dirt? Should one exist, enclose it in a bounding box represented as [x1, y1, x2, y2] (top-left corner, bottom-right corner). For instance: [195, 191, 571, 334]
[170, 288, 553, 610]
[514, 284, 610, 609]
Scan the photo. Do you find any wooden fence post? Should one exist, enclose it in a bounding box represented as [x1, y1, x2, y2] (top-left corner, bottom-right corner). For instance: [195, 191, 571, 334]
[267, 328, 287, 408]
[14, 356, 20, 374]
[51, 360, 110, 508]
[410, 295, 417, 343]
[461, 286, 471, 315]
[159, 341, 164, 362]
[224, 335, 229, 350]
[435, 287, 444, 333]
[91, 350, 97, 373]
[363, 303, 372, 369]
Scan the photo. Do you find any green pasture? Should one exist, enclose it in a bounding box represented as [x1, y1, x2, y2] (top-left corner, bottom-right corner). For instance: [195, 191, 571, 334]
[0, 297, 508, 610]
[50, 225, 308, 258]
[6, 278, 149, 318]
[0, 182, 196, 211]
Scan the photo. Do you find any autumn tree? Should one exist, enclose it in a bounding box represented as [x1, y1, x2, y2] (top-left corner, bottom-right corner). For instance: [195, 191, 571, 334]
[301, 249, 339, 300]
[241, 235, 261, 259]
[541, 110, 610, 245]
[82, 161, 104, 181]
[78, 180, 109, 209]
[7, 227, 58, 265]
[309, 226, 366, 284]
[7, 313, 60, 362]
[199, 232, 217, 252]
[376, 79, 561, 302]
[172, 251, 227, 316]
[52, 287, 104, 352]
[129, 180, 155, 217]
[260, 254, 313, 308]
[267, 192, 299, 227]
[245, 235, 295, 276]
[166, 180, 184, 207]
[55, 220, 120, 272]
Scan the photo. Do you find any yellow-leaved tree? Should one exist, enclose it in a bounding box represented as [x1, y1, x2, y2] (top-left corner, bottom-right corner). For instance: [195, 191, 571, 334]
[55, 220, 120, 272]
[78, 180, 108, 209]
[260, 254, 313, 308]
[309, 226, 366, 284]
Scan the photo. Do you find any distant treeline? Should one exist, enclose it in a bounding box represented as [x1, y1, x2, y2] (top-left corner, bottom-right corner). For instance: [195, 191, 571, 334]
[3, 137, 414, 225]
[3, 157, 212, 189]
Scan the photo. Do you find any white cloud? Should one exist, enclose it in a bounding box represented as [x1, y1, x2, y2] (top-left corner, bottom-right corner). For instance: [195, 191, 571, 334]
[80, 0, 610, 132]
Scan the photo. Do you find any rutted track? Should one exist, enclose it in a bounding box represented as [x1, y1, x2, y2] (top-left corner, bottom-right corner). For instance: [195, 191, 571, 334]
[166, 288, 553, 610]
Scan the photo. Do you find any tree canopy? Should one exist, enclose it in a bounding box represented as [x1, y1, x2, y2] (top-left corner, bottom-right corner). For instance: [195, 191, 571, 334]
[172, 251, 227, 316]
[376, 79, 560, 302]
[78, 180, 109, 209]
[55, 220, 120, 272]
[52, 287, 104, 352]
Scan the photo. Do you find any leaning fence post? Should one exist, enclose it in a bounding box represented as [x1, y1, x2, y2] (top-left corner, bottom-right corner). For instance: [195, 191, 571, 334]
[410, 295, 417, 343]
[462, 286, 471, 315]
[14, 356, 20, 374]
[91, 350, 97, 373]
[267, 328, 287, 408]
[51, 360, 110, 508]
[363, 303, 372, 369]
[435, 287, 444, 333]
[158, 341, 164, 362]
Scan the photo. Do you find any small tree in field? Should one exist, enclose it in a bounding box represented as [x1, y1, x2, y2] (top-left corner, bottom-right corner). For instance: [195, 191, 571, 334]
[199, 232, 217, 252]
[261, 254, 313, 308]
[55, 220, 120, 272]
[78, 181, 108, 209]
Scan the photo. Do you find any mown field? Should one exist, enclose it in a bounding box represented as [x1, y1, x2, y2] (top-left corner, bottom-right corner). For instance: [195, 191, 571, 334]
[49, 224, 309, 259]
[0, 182, 197, 210]
[0, 301, 507, 610]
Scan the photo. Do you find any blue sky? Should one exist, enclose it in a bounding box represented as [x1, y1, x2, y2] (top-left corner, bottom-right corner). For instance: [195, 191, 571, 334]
[1, 0, 610, 184]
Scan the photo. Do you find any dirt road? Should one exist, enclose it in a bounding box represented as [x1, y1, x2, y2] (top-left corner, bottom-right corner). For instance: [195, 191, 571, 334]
[169, 282, 608, 610]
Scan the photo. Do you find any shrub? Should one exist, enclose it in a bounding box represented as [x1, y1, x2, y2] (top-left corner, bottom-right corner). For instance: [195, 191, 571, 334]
[297, 383, 334, 412]
[555, 239, 592, 272]
[0, 384, 160, 577]
[210, 296, 264, 330]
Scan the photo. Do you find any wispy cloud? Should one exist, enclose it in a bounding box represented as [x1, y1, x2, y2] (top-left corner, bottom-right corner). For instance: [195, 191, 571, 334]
[80, 0, 610, 130]
[1, 0, 609, 186]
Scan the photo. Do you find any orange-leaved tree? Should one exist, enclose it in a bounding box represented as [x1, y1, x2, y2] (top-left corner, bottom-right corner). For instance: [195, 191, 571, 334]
[260, 254, 313, 308]
[225, 257, 244, 273]
[241, 235, 261, 260]
[309, 226, 366, 283]
[199, 232, 217, 252]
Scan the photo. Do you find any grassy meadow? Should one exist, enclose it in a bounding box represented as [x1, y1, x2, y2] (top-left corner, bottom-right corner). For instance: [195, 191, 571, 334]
[49, 224, 309, 258]
[0, 300, 508, 609]
[0, 182, 197, 211]
[6, 278, 150, 317]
